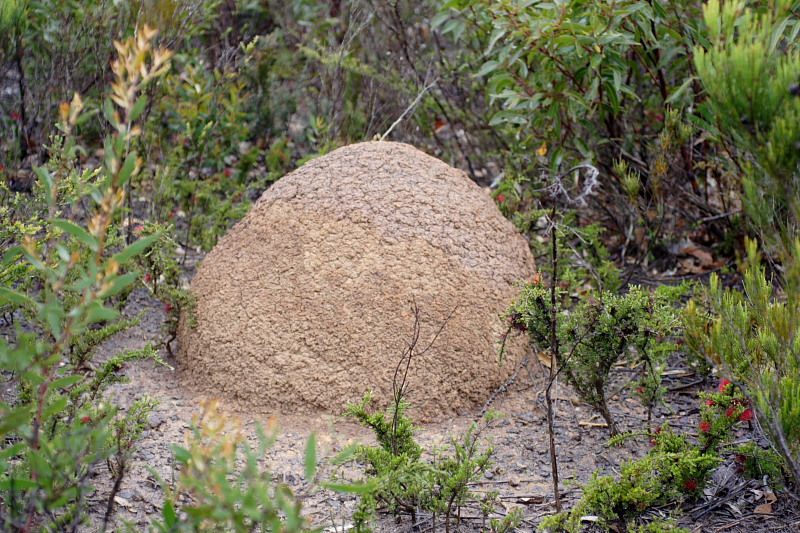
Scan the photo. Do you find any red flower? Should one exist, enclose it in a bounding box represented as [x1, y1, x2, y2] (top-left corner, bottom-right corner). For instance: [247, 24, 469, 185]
[719, 379, 731, 392]
[706, 399, 715, 406]
[725, 406, 737, 419]
[497, 194, 506, 202]
[164, 303, 173, 313]
[531, 272, 542, 285]
[684, 479, 698, 491]
[224, 168, 233, 177]
[168, 212, 175, 218]
[11, 112, 21, 121]
[699, 421, 711, 432]
[738, 409, 754, 422]
[134, 224, 144, 234]
[81, 416, 92, 424]
[635, 387, 644, 394]
[145, 273, 152, 283]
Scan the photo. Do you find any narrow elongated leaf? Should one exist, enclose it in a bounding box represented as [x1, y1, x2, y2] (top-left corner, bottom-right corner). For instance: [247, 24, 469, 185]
[99, 272, 139, 298]
[85, 302, 119, 324]
[112, 234, 159, 265]
[41, 396, 68, 420]
[304, 432, 317, 481]
[130, 95, 148, 122]
[51, 219, 98, 251]
[50, 375, 83, 391]
[666, 76, 696, 104]
[0, 478, 38, 491]
[321, 481, 376, 494]
[0, 287, 33, 306]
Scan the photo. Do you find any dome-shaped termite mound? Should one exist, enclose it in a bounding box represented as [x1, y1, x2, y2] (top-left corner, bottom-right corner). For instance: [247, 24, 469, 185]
[177, 141, 535, 420]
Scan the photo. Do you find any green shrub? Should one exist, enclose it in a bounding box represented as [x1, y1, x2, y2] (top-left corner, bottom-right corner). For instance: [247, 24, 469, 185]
[684, 243, 800, 489]
[0, 28, 171, 530]
[148, 399, 350, 533]
[436, 0, 714, 262]
[540, 425, 716, 533]
[506, 281, 680, 434]
[684, 0, 800, 493]
[0, 0, 218, 165]
[346, 393, 500, 533]
[694, 0, 800, 246]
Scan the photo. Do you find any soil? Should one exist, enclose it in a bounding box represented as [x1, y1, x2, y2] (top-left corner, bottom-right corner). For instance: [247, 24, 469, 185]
[73, 283, 799, 533]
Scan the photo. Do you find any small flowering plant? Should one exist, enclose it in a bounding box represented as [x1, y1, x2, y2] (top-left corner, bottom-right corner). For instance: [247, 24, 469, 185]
[697, 378, 754, 450]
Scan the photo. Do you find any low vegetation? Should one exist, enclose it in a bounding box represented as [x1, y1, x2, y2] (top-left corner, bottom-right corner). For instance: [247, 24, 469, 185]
[1, 0, 800, 531]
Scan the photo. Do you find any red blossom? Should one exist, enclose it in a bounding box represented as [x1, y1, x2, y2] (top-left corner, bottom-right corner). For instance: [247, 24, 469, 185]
[224, 168, 233, 177]
[738, 409, 754, 422]
[725, 406, 737, 419]
[699, 421, 711, 432]
[635, 387, 644, 394]
[81, 416, 92, 423]
[134, 224, 144, 234]
[706, 399, 715, 407]
[684, 479, 698, 491]
[164, 303, 173, 313]
[11, 112, 21, 121]
[497, 194, 506, 202]
[168, 212, 175, 218]
[145, 273, 152, 283]
[531, 272, 542, 285]
[719, 378, 731, 392]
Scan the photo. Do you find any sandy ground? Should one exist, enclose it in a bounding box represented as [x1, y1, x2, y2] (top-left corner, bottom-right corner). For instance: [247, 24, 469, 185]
[59, 286, 797, 533]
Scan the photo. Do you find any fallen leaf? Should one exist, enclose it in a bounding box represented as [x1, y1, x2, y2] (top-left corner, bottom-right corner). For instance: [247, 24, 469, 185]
[536, 142, 548, 157]
[537, 351, 552, 369]
[754, 502, 773, 514]
[682, 245, 714, 267]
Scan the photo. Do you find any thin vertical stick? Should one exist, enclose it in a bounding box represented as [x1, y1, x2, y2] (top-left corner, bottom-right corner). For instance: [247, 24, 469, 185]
[545, 203, 562, 512]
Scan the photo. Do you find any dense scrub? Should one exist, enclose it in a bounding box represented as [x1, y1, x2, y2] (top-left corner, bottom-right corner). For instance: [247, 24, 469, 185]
[1, 0, 800, 531]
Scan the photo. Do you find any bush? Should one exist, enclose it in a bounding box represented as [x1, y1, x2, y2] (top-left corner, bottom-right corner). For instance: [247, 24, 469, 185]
[0, 0, 217, 165]
[506, 280, 680, 434]
[346, 393, 505, 533]
[149, 400, 328, 533]
[435, 0, 718, 263]
[685, 0, 800, 492]
[0, 27, 171, 530]
[540, 424, 715, 533]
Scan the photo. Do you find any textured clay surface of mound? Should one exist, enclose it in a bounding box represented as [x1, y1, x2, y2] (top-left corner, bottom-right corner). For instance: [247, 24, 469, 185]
[177, 141, 535, 420]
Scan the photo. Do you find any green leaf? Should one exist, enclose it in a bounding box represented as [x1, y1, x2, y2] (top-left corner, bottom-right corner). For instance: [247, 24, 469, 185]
[0, 287, 33, 306]
[112, 234, 159, 265]
[1, 245, 25, 269]
[162, 500, 178, 527]
[320, 481, 376, 494]
[99, 272, 139, 298]
[0, 442, 25, 460]
[0, 478, 38, 491]
[130, 95, 148, 122]
[666, 76, 696, 105]
[51, 219, 99, 251]
[34, 166, 54, 204]
[304, 432, 317, 481]
[41, 396, 69, 420]
[118, 153, 138, 184]
[170, 444, 192, 465]
[475, 60, 499, 78]
[50, 375, 83, 391]
[85, 301, 119, 324]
